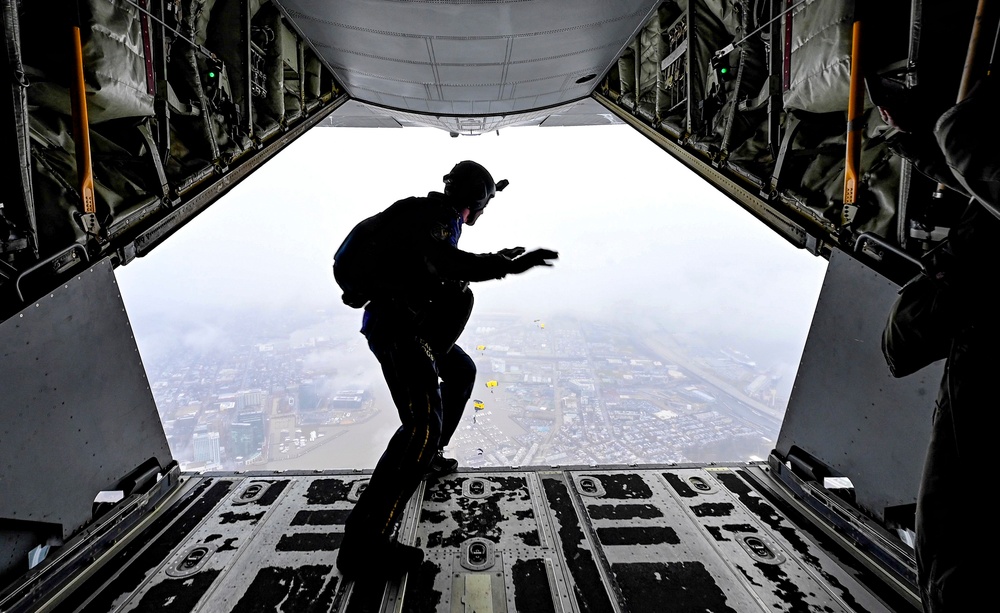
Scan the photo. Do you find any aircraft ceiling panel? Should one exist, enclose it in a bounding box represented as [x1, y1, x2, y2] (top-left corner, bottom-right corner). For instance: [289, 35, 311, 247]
[363, 91, 425, 112]
[298, 14, 427, 53]
[331, 54, 439, 84]
[474, 101, 507, 116]
[251, 96, 623, 131]
[506, 27, 626, 64]
[283, 0, 654, 39]
[533, 90, 575, 109]
[504, 56, 603, 88]
[338, 69, 433, 101]
[431, 36, 510, 65]
[275, 0, 659, 117]
[434, 63, 507, 88]
[537, 100, 624, 127]
[319, 100, 405, 128]
[438, 83, 504, 103]
[486, 98, 519, 115]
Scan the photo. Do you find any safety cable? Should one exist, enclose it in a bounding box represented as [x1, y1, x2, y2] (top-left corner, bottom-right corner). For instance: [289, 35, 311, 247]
[714, 0, 810, 59]
[990, 6, 1000, 75]
[115, 0, 217, 61]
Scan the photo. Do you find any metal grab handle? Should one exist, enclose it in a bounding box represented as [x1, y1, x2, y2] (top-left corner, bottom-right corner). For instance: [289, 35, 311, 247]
[843, 20, 864, 210]
[14, 243, 90, 302]
[70, 24, 95, 216]
[854, 232, 927, 275]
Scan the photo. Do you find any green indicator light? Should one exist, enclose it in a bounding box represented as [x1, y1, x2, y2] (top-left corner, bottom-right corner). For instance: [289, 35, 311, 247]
[208, 71, 216, 78]
[720, 67, 728, 74]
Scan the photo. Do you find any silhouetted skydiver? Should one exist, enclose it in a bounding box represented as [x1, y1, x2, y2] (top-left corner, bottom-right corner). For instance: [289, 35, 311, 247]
[333, 160, 558, 580]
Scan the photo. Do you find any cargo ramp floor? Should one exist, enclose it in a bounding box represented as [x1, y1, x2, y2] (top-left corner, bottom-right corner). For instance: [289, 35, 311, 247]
[12, 464, 920, 613]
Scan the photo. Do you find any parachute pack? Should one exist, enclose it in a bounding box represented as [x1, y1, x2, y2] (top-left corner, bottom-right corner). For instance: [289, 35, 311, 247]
[333, 207, 475, 353]
[333, 212, 384, 308]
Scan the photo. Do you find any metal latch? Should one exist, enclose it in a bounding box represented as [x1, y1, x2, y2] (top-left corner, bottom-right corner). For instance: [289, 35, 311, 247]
[348, 479, 368, 502]
[735, 534, 784, 565]
[460, 538, 496, 571]
[688, 476, 712, 492]
[167, 544, 217, 577]
[233, 481, 269, 504]
[462, 477, 493, 499]
[575, 475, 606, 497]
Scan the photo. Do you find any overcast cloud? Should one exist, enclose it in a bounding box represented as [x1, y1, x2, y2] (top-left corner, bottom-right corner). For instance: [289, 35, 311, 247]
[116, 124, 828, 372]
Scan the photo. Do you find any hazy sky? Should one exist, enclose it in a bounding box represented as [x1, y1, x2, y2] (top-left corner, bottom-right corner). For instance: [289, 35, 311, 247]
[116, 123, 828, 369]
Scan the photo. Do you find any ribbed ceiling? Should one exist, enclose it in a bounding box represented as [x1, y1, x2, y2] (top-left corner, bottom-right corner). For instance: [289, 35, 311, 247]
[276, 1, 659, 131]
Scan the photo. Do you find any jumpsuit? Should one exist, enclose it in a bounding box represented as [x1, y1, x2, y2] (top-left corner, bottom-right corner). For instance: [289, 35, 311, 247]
[341, 192, 512, 549]
[913, 203, 998, 612]
[882, 75, 1000, 611]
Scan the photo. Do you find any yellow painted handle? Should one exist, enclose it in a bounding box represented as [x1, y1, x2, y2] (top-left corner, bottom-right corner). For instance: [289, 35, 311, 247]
[71, 26, 95, 215]
[843, 20, 863, 207]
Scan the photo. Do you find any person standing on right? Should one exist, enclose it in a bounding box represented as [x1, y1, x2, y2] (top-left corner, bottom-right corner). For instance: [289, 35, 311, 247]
[876, 72, 1000, 612]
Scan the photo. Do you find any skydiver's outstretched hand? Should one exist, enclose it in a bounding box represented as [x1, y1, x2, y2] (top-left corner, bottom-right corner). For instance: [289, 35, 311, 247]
[508, 248, 559, 274]
[497, 247, 526, 259]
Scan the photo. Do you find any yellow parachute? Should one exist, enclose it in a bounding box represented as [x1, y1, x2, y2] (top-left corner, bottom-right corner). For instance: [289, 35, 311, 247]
[476, 344, 486, 351]
[473, 400, 485, 410]
[485, 380, 498, 389]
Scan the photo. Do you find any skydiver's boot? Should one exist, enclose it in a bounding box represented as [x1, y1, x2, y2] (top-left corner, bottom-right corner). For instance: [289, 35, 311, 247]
[337, 531, 423, 580]
[424, 450, 459, 479]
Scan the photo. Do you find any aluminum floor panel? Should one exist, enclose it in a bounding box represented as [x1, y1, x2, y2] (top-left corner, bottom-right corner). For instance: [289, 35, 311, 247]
[48, 467, 910, 613]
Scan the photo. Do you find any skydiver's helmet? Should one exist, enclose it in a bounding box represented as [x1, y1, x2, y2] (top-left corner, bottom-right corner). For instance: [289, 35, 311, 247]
[866, 60, 950, 133]
[443, 160, 509, 212]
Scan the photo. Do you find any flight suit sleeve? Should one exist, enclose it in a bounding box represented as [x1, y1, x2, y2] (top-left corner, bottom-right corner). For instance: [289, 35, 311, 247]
[424, 233, 513, 282]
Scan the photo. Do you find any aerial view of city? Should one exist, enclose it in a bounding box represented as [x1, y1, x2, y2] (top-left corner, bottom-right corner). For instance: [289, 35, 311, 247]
[141, 307, 792, 474]
[114, 122, 826, 477]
